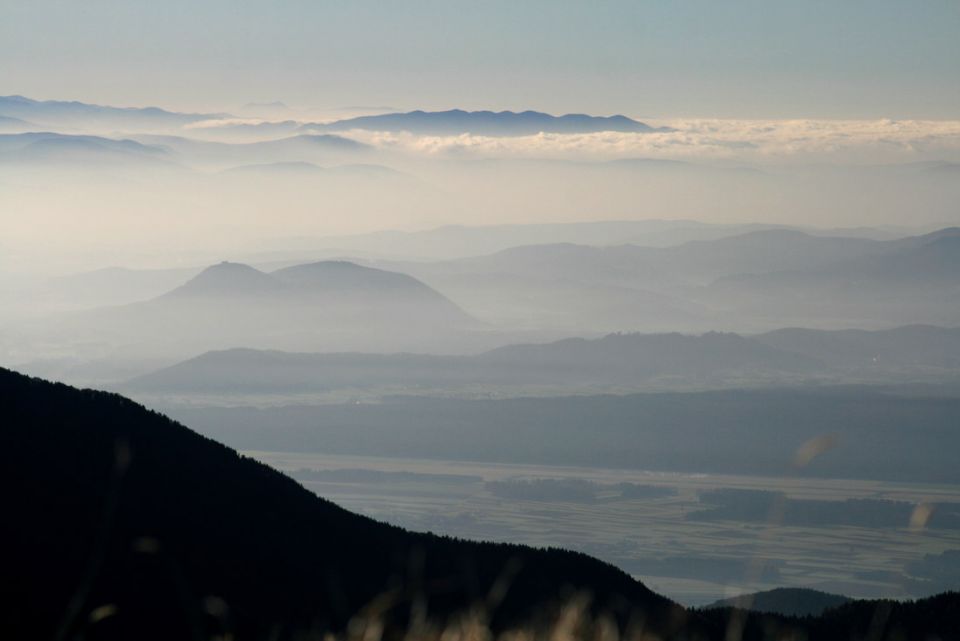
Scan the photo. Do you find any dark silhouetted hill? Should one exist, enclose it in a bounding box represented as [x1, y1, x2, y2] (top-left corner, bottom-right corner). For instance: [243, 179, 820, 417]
[0, 367, 686, 640]
[703, 587, 851, 617]
[697, 592, 960, 641]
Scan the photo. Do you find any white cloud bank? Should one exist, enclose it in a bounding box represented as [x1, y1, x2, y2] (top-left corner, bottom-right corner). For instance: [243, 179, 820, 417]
[338, 119, 960, 164]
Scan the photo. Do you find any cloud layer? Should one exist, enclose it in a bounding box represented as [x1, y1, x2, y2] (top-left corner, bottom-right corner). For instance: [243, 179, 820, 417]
[337, 118, 960, 164]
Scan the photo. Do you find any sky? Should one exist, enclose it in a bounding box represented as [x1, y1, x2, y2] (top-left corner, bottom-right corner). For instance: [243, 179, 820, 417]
[2, 0, 959, 119]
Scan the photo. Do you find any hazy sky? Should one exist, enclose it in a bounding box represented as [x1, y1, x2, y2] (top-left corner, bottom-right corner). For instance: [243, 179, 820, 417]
[3, 0, 959, 118]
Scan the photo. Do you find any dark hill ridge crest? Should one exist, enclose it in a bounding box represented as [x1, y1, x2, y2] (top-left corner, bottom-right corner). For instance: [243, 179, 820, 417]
[0, 367, 681, 640]
[703, 587, 852, 617]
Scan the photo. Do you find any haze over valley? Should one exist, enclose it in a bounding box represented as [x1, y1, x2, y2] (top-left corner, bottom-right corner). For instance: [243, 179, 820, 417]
[3, 3, 960, 638]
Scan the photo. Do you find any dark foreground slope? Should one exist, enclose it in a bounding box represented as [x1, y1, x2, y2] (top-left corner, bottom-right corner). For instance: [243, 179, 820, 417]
[699, 593, 960, 641]
[0, 367, 686, 641]
[3, 368, 958, 641]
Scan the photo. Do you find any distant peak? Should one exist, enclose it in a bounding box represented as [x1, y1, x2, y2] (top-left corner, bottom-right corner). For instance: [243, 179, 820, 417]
[163, 261, 276, 298]
[192, 261, 268, 279]
[211, 260, 252, 269]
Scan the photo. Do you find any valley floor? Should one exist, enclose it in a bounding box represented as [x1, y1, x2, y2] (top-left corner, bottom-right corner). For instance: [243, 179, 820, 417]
[250, 451, 960, 606]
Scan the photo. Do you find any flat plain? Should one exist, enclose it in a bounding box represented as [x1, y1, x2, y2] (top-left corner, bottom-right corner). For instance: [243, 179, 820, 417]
[250, 451, 960, 605]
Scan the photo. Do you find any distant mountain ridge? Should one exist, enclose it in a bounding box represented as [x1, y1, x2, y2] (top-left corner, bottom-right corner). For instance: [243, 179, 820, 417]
[129, 133, 370, 171]
[252, 219, 904, 263]
[374, 226, 960, 330]
[0, 132, 173, 166]
[123, 325, 960, 397]
[0, 114, 36, 132]
[124, 329, 821, 395]
[0, 96, 668, 136]
[716, 227, 960, 289]
[0, 95, 225, 129]
[304, 109, 666, 136]
[705, 228, 960, 326]
[12, 225, 960, 380]
[0, 130, 370, 169]
[426, 227, 897, 285]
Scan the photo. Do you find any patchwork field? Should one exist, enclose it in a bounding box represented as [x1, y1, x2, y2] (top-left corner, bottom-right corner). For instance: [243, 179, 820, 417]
[249, 451, 960, 605]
